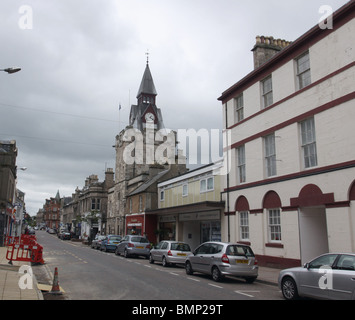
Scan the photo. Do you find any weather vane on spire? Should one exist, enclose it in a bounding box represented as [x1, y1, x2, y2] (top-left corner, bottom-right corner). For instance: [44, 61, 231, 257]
[145, 49, 149, 65]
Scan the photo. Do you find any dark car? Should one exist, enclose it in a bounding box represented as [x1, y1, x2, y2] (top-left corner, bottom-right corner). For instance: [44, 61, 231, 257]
[59, 232, 71, 240]
[100, 235, 122, 252]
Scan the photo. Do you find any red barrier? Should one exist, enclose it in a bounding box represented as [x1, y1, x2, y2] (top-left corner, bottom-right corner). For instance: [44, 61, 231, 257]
[5, 235, 45, 265]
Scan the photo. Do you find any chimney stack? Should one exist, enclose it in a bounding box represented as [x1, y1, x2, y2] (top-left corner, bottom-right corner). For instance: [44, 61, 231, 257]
[251, 36, 291, 69]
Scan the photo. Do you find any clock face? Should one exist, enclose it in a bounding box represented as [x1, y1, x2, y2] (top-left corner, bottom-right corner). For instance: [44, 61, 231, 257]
[145, 112, 155, 122]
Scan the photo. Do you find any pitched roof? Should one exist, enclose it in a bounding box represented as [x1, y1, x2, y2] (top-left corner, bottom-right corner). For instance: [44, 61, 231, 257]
[128, 169, 170, 196]
[136, 63, 157, 98]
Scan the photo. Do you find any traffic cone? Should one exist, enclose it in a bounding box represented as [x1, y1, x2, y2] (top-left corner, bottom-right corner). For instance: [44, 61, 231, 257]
[50, 267, 62, 294]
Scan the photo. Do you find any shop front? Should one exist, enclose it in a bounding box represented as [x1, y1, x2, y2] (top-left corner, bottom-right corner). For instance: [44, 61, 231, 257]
[179, 210, 221, 250]
[125, 213, 157, 244]
[147, 201, 225, 251]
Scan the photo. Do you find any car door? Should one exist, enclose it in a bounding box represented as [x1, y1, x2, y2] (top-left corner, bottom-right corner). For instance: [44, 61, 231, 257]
[152, 241, 163, 261]
[329, 254, 355, 300]
[299, 254, 338, 299]
[159, 242, 169, 261]
[117, 236, 129, 254]
[190, 243, 212, 273]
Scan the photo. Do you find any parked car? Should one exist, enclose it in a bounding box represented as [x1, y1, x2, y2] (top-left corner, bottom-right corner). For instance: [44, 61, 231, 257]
[278, 253, 355, 300]
[185, 242, 258, 283]
[149, 241, 192, 267]
[47, 228, 56, 234]
[115, 235, 151, 258]
[100, 235, 122, 252]
[59, 232, 71, 240]
[91, 235, 106, 249]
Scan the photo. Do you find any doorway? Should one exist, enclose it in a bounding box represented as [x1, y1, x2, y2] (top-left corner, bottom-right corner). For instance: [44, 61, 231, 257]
[299, 206, 329, 264]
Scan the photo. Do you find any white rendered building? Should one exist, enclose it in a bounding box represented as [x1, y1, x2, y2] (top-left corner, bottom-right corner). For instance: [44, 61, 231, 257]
[218, 2, 355, 268]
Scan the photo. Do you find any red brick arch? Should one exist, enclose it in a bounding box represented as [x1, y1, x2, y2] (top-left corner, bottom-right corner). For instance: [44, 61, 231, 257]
[349, 180, 355, 201]
[262, 191, 282, 209]
[235, 196, 250, 212]
[290, 184, 334, 207]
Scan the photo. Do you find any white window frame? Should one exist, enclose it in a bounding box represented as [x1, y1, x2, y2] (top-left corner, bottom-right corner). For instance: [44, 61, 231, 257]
[234, 93, 244, 123]
[296, 51, 311, 90]
[200, 176, 214, 193]
[264, 133, 277, 177]
[237, 145, 246, 183]
[239, 211, 249, 241]
[300, 117, 318, 169]
[160, 190, 165, 202]
[261, 75, 273, 108]
[268, 209, 281, 242]
[182, 184, 188, 197]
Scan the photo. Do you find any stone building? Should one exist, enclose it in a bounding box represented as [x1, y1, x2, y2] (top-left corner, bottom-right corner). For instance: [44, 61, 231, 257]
[0, 140, 18, 245]
[108, 61, 186, 241]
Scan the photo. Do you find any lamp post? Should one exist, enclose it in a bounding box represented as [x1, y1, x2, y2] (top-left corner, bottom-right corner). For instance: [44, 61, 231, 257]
[0, 67, 21, 74]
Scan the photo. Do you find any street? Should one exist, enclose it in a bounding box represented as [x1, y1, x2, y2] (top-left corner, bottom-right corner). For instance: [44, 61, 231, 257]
[32, 231, 282, 301]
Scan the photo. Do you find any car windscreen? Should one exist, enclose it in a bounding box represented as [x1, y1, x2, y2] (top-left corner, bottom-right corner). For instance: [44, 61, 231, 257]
[110, 236, 121, 241]
[131, 237, 149, 243]
[226, 245, 255, 257]
[171, 243, 191, 251]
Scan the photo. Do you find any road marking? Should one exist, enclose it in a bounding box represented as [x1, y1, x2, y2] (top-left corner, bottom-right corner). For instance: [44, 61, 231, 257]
[234, 290, 259, 298]
[187, 277, 200, 282]
[170, 272, 179, 276]
[208, 283, 223, 289]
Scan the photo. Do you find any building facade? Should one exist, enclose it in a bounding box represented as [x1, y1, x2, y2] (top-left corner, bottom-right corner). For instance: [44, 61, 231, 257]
[0, 140, 18, 245]
[109, 61, 187, 240]
[149, 160, 225, 250]
[218, 2, 355, 268]
[62, 169, 114, 240]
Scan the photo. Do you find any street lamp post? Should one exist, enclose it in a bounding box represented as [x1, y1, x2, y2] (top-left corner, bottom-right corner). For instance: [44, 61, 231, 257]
[0, 67, 21, 74]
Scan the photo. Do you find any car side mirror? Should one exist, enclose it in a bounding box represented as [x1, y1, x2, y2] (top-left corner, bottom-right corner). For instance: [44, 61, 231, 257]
[304, 262, 310, 269]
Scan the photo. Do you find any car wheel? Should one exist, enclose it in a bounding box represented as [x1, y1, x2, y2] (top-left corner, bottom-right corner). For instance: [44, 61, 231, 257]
[124, 249, 129, 258]
[149, 254, 154, 264]
[115, 248, 119, 256]
[211, 266, 223, 282]
[281, 277, 299, 300]
[185, 261, 193, 275]
[162, 256, 169, 267]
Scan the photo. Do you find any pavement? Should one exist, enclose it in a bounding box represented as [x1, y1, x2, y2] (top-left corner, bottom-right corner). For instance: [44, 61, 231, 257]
[0, 246, 44, 300]
[0, 245, 280, 300]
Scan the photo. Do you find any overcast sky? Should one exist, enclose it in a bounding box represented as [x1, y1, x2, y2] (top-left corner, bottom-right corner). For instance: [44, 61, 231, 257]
[0, 0, 349, 215]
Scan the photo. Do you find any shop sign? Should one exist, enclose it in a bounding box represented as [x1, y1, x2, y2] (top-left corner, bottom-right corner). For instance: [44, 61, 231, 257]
[179, 210, 220, 222]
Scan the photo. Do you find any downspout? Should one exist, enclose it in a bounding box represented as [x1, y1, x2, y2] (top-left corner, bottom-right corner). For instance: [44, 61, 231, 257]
[225, 103, 230, 242]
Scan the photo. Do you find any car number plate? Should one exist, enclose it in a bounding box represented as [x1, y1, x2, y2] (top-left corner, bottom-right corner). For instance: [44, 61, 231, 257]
[136, 246, 144, 249]
[177, 253, 186, 256]
[236, 259, 249, 264]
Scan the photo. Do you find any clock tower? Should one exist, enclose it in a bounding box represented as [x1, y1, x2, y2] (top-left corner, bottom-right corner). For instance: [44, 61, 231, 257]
[129, 61, 165, 131]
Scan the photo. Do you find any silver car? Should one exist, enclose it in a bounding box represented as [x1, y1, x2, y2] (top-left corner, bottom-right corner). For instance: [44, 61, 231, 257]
[278, 253, 355, 300]
[115, 235, 151, 258]
[185, 242, 258, 283]
[149, 241, 192, 267]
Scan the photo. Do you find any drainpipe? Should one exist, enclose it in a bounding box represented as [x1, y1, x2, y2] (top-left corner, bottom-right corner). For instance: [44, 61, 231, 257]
[225, 103, 230, 242]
